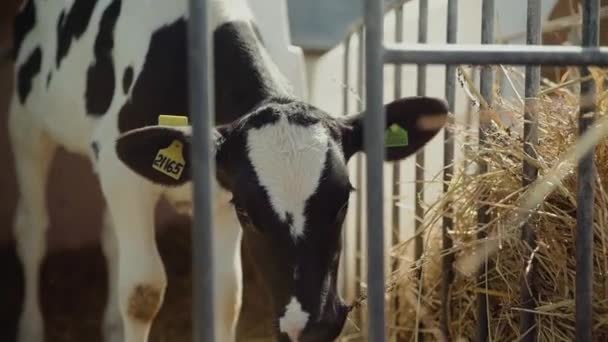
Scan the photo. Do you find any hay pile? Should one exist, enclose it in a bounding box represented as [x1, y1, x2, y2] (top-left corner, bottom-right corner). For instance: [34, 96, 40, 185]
[382, 68, 608, 341]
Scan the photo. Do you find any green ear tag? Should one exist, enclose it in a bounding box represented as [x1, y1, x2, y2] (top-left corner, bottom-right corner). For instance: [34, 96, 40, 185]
[385, 123, 408, 147]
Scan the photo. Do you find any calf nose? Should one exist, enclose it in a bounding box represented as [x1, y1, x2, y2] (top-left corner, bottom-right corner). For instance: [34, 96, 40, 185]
[279, 297, 310, 341]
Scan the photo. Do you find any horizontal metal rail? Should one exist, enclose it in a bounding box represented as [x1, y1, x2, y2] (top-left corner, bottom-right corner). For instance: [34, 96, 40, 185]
[384, 43, 608, 65]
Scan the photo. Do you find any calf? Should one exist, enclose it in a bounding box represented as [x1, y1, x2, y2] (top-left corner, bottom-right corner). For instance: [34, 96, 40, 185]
[9, 0, 449, 341]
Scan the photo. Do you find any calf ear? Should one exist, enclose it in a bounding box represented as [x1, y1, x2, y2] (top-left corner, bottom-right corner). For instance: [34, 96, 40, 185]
[339, 96, 449, 162]
[115, 126, 224, 187]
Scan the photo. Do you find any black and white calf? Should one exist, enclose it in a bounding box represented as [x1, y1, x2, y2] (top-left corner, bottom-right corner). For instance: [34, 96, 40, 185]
[10, 0, 448, 341]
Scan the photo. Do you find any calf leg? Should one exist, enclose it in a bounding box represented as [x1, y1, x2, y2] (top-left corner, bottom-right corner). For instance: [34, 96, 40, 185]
[213, 201, 243, 341]
[97, 149, 165, 342]
[9, 109, 56, 342]
[101, 208, 123, 342]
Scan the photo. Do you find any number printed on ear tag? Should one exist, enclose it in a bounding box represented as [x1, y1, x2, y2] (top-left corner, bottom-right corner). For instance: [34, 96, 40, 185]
[385, 123, 409, 147]
[152, 140, 185, 180]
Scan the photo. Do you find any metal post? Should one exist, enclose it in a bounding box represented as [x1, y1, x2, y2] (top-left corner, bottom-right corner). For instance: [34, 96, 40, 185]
[415, 1, 428, 341]
[188, 0, 215, 341]
[520, 1, 541, 340]
[441, 0, 458, 338]
[364, 0, 386, 339]
[477, 1, 494, 341]
[343, 37, 352, 117]
[576, 0, 599, 340]
[340, 35, 352, 298]
[391, 5, 404, 337]
[355, 28, 365, 327]
[414, 0, 428, 259]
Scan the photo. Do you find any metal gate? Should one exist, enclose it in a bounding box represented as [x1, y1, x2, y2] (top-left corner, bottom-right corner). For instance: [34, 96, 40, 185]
[188, 0, 608, 341]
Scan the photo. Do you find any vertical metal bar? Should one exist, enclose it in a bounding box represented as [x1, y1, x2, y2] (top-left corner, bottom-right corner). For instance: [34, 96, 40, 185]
[391, 6, 404, 339]
[415, 1, 428, 341]
[520, 1, 541, 341]
[188, 0, 215, 341]
[477, 1, 494, 341]
[391, 7, 404, 246]
[340, 35, 352, 298]
[415, 0, 428, 260]
[364, 0, 386, 340]
[355, 28, 365, 327]
[391, 5, 403, 341]
[344, 37, 352, 118]
[441, 0, 458, 338]
[576, 0, 599, 340]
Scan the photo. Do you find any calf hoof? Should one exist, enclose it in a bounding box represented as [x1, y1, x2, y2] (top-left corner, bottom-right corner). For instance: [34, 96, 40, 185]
[103, 319, 124, 342]
[17, 310, 44, 342]
[103, 298, 123, 342]
[17, 328, 44, 342]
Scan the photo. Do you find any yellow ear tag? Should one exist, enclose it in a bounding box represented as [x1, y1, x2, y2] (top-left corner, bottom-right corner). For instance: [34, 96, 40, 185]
[152, 140, 185, 180]
[158, 114, 189, 126]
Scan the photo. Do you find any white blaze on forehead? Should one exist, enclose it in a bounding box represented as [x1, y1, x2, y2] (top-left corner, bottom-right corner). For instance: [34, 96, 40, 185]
[247, 115, 328, 238]
[279, 297, 310, 341]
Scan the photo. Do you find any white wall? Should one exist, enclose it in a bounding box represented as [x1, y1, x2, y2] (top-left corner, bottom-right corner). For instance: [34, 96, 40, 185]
[247, 0, 309, 100]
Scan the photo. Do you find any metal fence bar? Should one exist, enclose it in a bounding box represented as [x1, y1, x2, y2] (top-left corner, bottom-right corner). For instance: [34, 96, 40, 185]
[341, 35, 351, 299]
[477, 1, 495, 341]
[355, 27, 365, 328]
[576, 0, 599, 340]
[441, 0, 458, 338]
[391, 5, 404, 337]
[364, 0, 386, 339]
[343, 37, 351, 116]
[415, 1, 428, 341]
[384, 43, 608, 65]
[188, 0, 215, 340]
[520, 1, 541, 340]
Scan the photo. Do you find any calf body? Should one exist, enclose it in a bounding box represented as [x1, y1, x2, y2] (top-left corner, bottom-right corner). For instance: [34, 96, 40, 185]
[10, 0, 449, 341]
[11, 0, 288, 340]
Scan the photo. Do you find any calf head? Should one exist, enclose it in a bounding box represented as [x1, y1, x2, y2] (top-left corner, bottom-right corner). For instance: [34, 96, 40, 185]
[115, 96, 448, 341]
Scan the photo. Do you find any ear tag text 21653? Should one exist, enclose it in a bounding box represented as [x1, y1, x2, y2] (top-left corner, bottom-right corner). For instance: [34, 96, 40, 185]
[152, 140, 185, 180]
